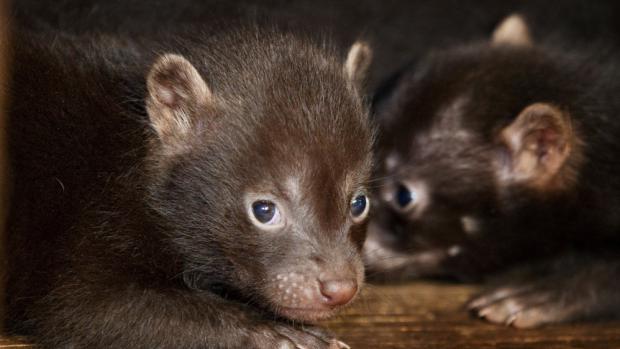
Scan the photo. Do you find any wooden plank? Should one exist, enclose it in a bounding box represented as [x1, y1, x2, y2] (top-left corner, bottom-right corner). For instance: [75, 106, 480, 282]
[0, 337, 32, 348]
[323, 282, 620, 349]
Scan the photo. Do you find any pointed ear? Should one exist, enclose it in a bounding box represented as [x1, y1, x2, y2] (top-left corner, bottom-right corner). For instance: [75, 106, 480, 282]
[146, 54, 212, 151]
[344, 41, 372, 90]
[492, 14, 533, 47]
[498, 103, 579, 190]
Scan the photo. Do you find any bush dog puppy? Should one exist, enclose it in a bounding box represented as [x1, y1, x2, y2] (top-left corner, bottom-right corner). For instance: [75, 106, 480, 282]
[5, 30, 373, 348]
[365, 14, 620, 328]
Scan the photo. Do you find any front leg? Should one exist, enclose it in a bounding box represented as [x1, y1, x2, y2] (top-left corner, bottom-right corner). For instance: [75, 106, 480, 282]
[467, 254, 620, 328]
[16, 280, 348, 349]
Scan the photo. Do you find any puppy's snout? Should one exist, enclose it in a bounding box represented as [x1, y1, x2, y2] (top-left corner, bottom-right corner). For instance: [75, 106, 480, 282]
[318, 278, 357, 307]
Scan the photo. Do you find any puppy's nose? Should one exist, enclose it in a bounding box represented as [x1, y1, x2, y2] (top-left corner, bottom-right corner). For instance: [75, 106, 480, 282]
[318, 279, 357, 306]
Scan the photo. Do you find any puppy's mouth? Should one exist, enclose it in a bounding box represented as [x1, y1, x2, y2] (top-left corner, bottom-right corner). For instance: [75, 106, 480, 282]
[363, 231, 453, 280]
[266, 271, 361, 322]
[277, 306, 338, 322]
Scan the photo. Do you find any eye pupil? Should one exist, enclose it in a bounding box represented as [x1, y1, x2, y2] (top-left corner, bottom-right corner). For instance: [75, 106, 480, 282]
[350, 195, 367, 217]
[252, 201, 276, 223]
[396, 184, 414, 208]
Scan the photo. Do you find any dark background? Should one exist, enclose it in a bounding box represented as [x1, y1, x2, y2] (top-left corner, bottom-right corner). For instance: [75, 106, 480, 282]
[12, 0, 620, 90]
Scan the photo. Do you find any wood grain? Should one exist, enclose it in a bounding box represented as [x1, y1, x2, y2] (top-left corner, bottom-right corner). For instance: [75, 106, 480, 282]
[323, 282, 620, 349]
[0, 337, 31, 348]
[1, 283, 619, 347]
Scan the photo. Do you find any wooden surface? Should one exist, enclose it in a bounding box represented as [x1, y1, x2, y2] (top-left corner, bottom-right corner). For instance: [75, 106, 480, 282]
[0, 337, 30, 348]
[324, 282, 620, 349]
[1, 282, 619, 348]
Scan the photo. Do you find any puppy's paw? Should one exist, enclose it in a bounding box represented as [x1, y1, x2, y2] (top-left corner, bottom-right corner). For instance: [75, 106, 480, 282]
[251, 323, 348, 349]
[467, 283, 575, 328]
[468, 256, 620, 328]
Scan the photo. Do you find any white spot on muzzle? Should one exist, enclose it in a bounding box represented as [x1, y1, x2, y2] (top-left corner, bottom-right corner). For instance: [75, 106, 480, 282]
[461, 215, 480, 236]
[448, 245, 463, 257]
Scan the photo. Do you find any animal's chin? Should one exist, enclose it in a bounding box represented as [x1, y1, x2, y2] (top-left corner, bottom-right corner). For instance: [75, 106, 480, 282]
[364, 244, 490, 282]
[276, 306, 338, 322]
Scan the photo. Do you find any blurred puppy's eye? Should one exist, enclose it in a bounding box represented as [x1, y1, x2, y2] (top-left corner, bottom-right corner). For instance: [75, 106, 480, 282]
[251, 200, 282, 226]
[350, 194, 370, 223]
[396, 184, 416, 210]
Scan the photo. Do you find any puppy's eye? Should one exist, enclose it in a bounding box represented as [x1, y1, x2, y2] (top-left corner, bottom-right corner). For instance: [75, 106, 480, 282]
[350, 194, 369, 223]
[251, 200, 281, 226]
[396, 184, 416, 210]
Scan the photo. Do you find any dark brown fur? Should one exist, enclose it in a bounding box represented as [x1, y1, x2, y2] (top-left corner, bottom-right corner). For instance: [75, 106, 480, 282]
[5, 29, 373, 348]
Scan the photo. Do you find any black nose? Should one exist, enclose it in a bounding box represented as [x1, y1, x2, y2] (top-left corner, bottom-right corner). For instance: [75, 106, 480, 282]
[318, 279, 358, 306]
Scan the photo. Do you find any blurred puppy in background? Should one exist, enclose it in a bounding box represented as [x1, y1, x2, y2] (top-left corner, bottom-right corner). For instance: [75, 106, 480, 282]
[365, 14, 620, 328]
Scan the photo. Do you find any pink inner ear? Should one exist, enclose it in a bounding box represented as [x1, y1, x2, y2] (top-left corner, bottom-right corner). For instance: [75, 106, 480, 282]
[157, 86, 176, 106]
[499, 103, 579, 190]
[532, 127, 564, 164]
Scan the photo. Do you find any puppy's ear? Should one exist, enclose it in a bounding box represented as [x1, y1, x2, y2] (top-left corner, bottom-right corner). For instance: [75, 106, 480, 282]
[146, 54, 212, 153]
[497, 103, 579, 191]
[344, 41, 373, 90]
[492, 14, 533, 47]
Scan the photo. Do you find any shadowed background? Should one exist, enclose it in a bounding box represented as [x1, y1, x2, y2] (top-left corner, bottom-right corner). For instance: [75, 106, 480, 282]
[0, 0, 9, 334]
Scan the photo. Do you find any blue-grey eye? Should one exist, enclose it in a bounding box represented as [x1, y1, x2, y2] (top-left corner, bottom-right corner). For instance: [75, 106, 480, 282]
[251, 200, 281, 225]
[350, 194, 369, 222]
[396, 184, 416, 209]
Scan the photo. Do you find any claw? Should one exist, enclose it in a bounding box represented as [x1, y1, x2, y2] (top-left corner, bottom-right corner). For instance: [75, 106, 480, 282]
[506, 313, 518, 326]
[327, 339, 351, 349]
[467, 297, 485, 310]
[477, 307, 490, 318]
[278, 341, 296, 349]
[337, 340, 351, 349]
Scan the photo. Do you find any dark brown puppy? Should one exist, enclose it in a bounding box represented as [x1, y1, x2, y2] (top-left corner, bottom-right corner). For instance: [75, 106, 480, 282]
[5, 29, 373, 348]
[365, 14, 620, 328]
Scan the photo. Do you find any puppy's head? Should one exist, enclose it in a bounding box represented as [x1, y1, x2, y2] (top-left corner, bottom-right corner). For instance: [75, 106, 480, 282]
[365, 15, 584, 281]
[144, 35, 374, 321]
